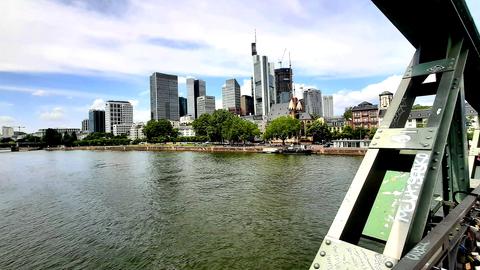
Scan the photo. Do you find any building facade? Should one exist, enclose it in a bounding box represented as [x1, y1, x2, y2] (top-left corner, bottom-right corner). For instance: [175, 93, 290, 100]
[303, 88, 323, 116]
[36, 128, 80, 137]
[150, 72, 179, 121]
[88, 110, 105, 133]
[322, 95, 334, 118]
[179, 97, 188, 117]
[112, 124, 131, 136]
[252, 40, 276, 117]
[129, 123, 145, 141]
[1, 126, 14, 138]
[351, 101, 378, 129]
[222, 79, 241, 114]
[187, 78, 206, 119]
[240, 95, 254, 116]
[274, 67, 293, 103]
[178, 125, 196, 137]
[378, 91, 394, 125]
[197, 96, 215, 117]
[81, 119, 89, 132]
[105, 101, 133, 133]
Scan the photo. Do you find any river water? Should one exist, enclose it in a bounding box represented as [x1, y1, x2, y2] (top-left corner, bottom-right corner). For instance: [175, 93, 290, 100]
[0, 150, 362, 270]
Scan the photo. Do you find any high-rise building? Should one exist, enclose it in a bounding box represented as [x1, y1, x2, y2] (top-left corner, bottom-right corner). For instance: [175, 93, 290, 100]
[150, 72, 179, 121]
[187, 78, 206, 119]
[179, 97, 188, 117]
[1, 126, 14, 138]
[222, 79, 241, 114]
[252, 39, 276, 117]
[88, 110, 105, 133]
[274, 68, 293, 103]
[240, 95, 254, 116]
[81, 119, 89, 132]
[105, 101, 133, 133]
[323, 95, 334, 118]
[303, 88, 323, 116]
[197, 96, 215, 117]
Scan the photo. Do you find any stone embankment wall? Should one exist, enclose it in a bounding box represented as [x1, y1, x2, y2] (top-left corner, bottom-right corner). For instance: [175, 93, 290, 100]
[65, 145, 367, 156]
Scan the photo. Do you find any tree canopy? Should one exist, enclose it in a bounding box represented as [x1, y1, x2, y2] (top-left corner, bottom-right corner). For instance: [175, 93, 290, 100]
[43, 129, 62, 146]
[143, 119, 177, 142]
[264, 116, 301, 145]
[307, 121, 332, 143]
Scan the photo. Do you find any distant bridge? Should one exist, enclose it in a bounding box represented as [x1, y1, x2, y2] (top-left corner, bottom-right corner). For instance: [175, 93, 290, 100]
[310, 0, 480, 269]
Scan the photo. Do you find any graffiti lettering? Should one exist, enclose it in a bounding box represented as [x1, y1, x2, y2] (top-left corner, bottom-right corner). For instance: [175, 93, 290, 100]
[405, 241, 430, 260]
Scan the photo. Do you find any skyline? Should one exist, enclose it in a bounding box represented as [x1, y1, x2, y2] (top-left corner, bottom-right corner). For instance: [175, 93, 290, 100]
[0, 0, 479, 132]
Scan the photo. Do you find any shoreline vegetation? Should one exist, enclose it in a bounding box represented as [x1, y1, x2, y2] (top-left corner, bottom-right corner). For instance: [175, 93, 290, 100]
[48, 144, 367, 156]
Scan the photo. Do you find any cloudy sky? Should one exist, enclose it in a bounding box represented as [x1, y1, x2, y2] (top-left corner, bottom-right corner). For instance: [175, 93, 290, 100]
[0, 0, 479, 132]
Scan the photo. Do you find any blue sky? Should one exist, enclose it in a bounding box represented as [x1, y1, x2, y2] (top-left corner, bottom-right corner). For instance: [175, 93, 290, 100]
[0, 0, 479, 132]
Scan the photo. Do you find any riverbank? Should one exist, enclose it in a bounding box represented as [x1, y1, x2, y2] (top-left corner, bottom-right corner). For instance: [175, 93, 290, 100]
[56, 144, 367, 156]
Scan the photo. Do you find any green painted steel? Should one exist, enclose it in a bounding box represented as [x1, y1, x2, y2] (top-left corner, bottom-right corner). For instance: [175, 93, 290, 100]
[363, 171, 410, 241]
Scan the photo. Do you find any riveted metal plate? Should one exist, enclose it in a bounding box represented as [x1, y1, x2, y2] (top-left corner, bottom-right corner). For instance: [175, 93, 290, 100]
[404, 58, 455, 78]
[370, 128, 437, 150]
[310, 238, 397, 270]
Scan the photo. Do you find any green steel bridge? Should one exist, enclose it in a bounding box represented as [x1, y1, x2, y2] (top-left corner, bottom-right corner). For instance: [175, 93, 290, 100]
[309, 0, 480, 269]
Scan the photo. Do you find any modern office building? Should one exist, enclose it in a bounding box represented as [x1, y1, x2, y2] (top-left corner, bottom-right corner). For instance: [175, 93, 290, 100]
[187, 78, 206, 119]
[1, 126, 14, 138]
[274, 67, 293, 103]
[112, 124, 131, 136]
[303, 88, 323, 116]
[197, 96, 215, 117]
[222, 79, 241, 114]
[105, 101, 133, 133]
[323, 95, 334, 118]
[81, 119, 89, 132]
[129, 123, 145, 141]
[36, 128, 80, 137]
[240, 95, 254, 116]
[150, 72, 179, 121]
[88, 110, 105, 133]
[179, 97, 188, 117]
[252, 39, 276, 117]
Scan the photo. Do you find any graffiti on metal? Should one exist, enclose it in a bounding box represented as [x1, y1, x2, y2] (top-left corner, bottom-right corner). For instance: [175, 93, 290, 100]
[405, 241, 430, 260]
[397, 153, 430, 223]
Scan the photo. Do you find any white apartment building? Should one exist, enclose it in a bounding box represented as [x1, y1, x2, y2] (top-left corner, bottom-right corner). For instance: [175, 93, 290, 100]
[178, 125, 196, 137]
[105, 100, 133, 133]
[1, 126, 14, 138]
[129, 123, 145, 141]
[112, 124, 131, 136]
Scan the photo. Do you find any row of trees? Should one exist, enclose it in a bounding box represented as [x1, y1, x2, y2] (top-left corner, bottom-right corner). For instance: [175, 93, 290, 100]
[192, 110, 260, 144]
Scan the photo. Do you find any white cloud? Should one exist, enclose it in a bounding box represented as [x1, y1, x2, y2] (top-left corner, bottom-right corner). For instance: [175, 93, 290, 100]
[215, 98, 223, 110]
[240, 79, 252, 96]
[40, 107, 65, 121]
[332, 74, 402, 115]
[0, 101, 13, 108]
[32, 89, 49, 96]
[90, 99, 105, 110]
[0, 0, 414, 78]
[0, 116, 15, 126]
[134, 109, 150, 123]
[128, 99, 139, 107]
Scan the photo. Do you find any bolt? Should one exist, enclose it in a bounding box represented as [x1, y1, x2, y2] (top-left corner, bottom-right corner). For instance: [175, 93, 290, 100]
[375, 136, 380, 139]
[325, 240, 331, 245]
[426, 136, 432, 139]
[385, 261, 394, 268]
[320, 251, 326, 257]
[435, 151, 440, 155]
[434, 158, 438, 162]
[423, 143, 430, 147]
[429, 129, 434, 132]
[378, 130, 383, 133]
[372, 143, 377, 146]
[314, 263, 320, 269]
[431, 166, 437, 170]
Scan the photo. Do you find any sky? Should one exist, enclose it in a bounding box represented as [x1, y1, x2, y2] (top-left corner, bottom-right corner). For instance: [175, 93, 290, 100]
[0, 0, 479, 133]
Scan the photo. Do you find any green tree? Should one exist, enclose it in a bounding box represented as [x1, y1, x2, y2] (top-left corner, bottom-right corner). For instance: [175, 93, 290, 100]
[412, 104, 432, 110]
[208, 109, 235, 142]
[222, 117, 260, 144]
[143, 119, 174, 142]
[343, 107, 353, 120]
[340, 125, 354, 139]
[43, 129, 62, 146]
[264, 116, 301, 145]
[192, 113, 212, 137]
[307, 121, 332, 143]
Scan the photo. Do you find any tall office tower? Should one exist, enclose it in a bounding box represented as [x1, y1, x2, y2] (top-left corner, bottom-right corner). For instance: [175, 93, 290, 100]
[179, 97, 188, 117]
[197, 96, 215, 117]
[187, 78, 206, 119]
[322, 95, 334, 118]
[222, 79, 241, 114]
[88, 110, 105, 133]
[81, 119, 89, 131]
[274, 68, 293, 104]
[150, 72, 179, 121]
[105, 101, 133, 133]
[240, 95, 254, 116]
[252, 38, 276, 117]
[303, 88, 323, 116]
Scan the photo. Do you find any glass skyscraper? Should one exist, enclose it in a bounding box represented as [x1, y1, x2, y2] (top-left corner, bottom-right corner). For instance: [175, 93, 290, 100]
[187, 78, 206, 119]
[150, 72, 179, 121]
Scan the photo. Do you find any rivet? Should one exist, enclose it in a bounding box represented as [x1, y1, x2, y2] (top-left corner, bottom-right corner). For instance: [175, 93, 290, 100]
[385, 261, 394, 268]
[429, 129, 434, 132]
[314, 263, 320, 269]
[434, 158, 438, 162]
[423, 143, 430, 147]
[325, 240, 331, 245]
[378, 130, 383, 133]
[375, 136, 380, 139]
[320, 251, 326, 256]
[431, 166, 437, 170]
[372, 143, 377, 146]
[435, 151, 440, 155]
[426, 136, 432, 139]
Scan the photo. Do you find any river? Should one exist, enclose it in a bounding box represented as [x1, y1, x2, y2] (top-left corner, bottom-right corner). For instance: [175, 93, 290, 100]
[0, 150, 362, 270]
